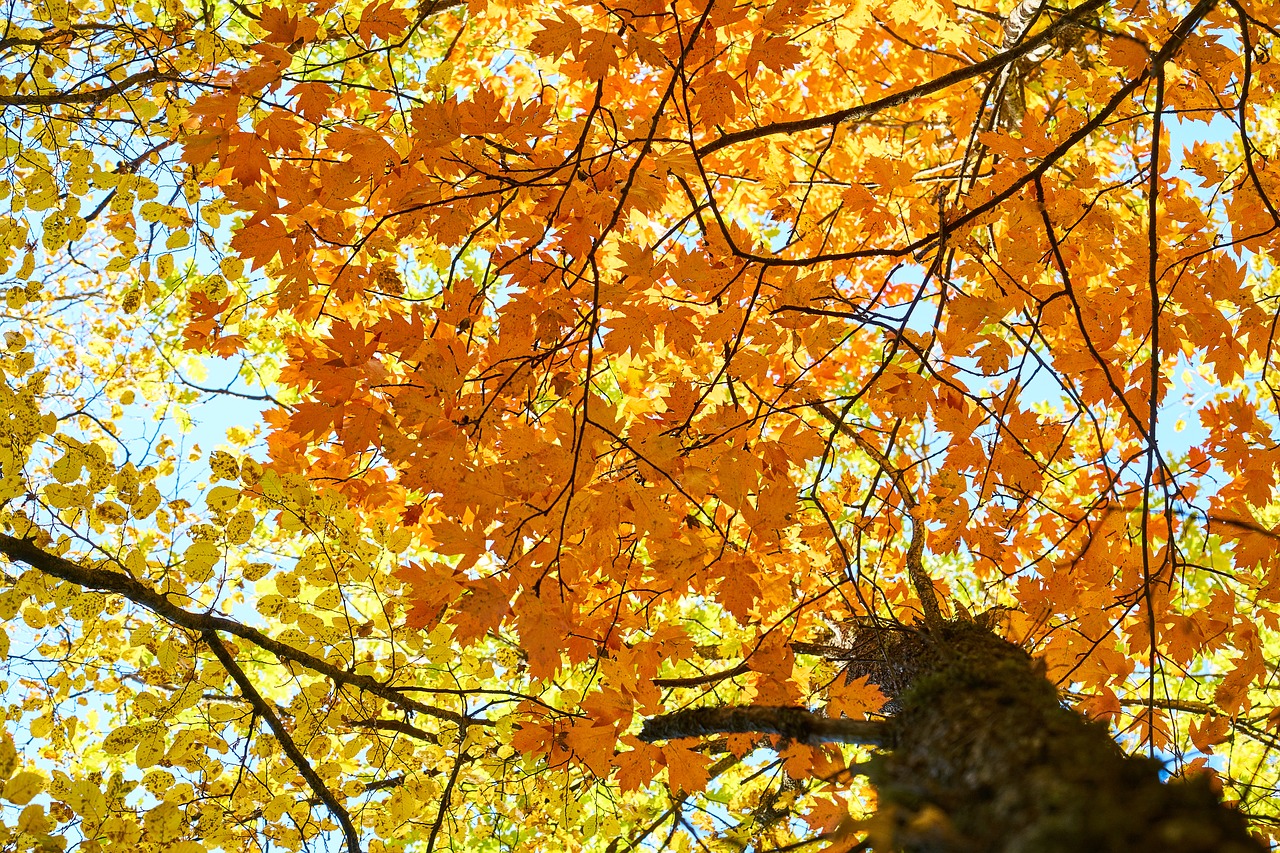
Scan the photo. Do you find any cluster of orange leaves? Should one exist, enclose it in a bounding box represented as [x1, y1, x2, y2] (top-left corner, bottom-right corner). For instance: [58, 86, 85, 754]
[178, 0, 1280, 793]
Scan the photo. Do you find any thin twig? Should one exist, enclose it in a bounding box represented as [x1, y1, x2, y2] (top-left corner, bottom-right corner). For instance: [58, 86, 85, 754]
[425, 741, 468, 853]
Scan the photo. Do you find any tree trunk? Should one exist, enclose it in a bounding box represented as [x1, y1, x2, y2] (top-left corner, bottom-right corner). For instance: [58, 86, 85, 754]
[642, 620, 1263, 852]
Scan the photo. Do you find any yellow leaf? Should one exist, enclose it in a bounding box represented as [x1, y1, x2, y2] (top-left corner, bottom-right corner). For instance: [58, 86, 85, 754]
[144, 800, 184, 843]
[242, 562, 271, 581]
[3, 771, 44, 805]
[662, 745, 711, 795]
[220, 257, 244, 280]
[102, 725, 142, 755]
[209, 450, 240, 481]
[205, 484, 241, 512]
[136, 729, 167, 769]
[226, 509, 256, 544]
[385, 528, 412, 553]
[21, 606, 45, 630]
[183, 540, 221, 582]
[264, 793, 293, 821]
[0, 735, 16, 780]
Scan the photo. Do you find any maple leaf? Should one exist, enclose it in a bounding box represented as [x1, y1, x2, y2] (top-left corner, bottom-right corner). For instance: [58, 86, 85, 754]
[748, 631, 799, 706]
[511, 722, 554, 759]
[575, 29, 624, 80]
[1214, 656, 1261, 716]
[396, 561, 461, 628]
[1188, 713, 1230, 755]
[827, 675, 887, 720]
[604, 304, 656, 355]
[451, 579, 511, 646]
[340, 404, 382, 453]
[614, 738, 663, 793]
[717, 568, 760, 623]
[185, 91, 242, 137]
[257, 110, 305, 153]
[289, 81, 335, 122]
[693, 71, 744, 128]
[289, 402, 338, 441]
[746, 34, 805, 77]
[662, 744, 711, 795]
[804, 794, 851, 833]
[259, 7, 319, 48]
[207, 333, 248, 357]
[515, 589, 571, 681]
[781, 742, 814, 779]
[357, 0, 411, 45]
[238, 45, 292, 95]
[231, 214, 294, 269]
[566, 721, 618, 777]
[401, 503, 426, 526]
[529, 10, 581, 58]
[327, 124, 399, 176]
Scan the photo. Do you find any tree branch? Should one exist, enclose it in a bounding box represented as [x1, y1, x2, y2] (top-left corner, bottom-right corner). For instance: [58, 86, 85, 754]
[425, 741, 468, 853]
[810, 402, 943, 628]
[639, 706, 889, 746]
[0, 533, 484, 728]
[348, 718, 441, 744]
[698, 0, 1106, 157]
[203, 629, 363, 853]
[653, 661, 751, 688]
[0, 69, 185, 107]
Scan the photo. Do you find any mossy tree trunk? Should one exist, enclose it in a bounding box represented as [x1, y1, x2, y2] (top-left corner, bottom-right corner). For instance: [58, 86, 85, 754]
[641, 621, 1263, 853]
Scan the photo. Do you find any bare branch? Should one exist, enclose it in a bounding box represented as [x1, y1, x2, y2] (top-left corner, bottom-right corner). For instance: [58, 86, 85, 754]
[0, 69, 185, 107]
[653, 661, 751, 688]
[0, 533, 485, 728]
[204, 629, 363, 853]
[639, 706, 889, 746]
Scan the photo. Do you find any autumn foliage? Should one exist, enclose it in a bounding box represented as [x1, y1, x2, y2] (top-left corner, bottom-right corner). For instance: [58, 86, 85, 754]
[1, 0, 1280, 848]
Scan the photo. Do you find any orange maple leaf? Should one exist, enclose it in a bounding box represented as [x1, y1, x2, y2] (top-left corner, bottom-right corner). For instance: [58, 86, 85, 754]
[357, 0, 410, 45]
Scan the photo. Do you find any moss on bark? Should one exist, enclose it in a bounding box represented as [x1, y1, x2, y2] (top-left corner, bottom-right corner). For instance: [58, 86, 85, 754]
[872, 620, 1262, 852]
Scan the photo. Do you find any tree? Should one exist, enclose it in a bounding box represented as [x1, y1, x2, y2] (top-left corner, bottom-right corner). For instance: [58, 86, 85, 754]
[0, 0, 1279, 848]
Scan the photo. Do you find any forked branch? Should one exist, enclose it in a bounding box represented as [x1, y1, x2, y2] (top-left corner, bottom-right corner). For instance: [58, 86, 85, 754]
[810, 402, 943, 628]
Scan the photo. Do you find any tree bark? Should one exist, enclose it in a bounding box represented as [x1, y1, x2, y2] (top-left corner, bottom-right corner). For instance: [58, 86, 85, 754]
[643, 621, 1264, 853]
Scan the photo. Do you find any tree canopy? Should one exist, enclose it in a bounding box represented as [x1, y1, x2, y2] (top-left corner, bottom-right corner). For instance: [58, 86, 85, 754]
[1, 0, 1279, 848]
